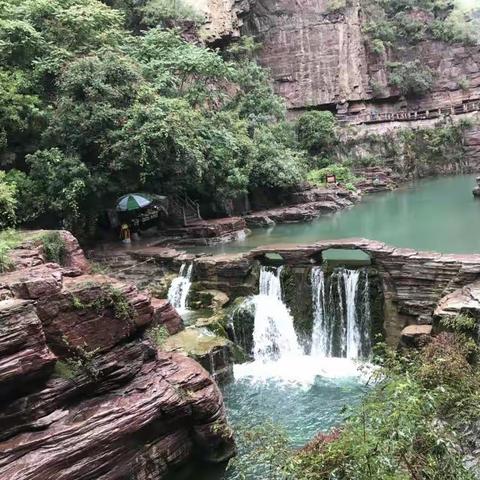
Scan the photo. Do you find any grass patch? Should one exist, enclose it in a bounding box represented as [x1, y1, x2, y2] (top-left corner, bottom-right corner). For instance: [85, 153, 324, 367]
[72, 285, 135, 322]
[146, 324, 170, 349]
[0, 229, 22, 273]
[40, 231, 67, 265]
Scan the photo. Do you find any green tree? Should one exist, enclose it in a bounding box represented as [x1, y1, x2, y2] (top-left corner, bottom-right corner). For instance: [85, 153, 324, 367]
[296, 111, 337, 156]
[388, 60, 435, 97]
[26, 148, 95, 231]
[0, 171, 17, 229]
[46, 50, 143, 154]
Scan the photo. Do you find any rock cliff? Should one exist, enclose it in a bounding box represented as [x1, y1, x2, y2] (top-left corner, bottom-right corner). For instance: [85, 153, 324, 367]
[0, 232, 235, 480]
[194, 0, 480, 123]
[241, 0, 480, 122]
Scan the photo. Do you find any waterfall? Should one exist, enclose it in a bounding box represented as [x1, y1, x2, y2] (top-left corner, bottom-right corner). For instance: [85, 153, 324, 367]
[311, 267, 371, 360]
[167, 263, 193, 312]
[252, 267, 302, 362]
[344, 269, 361, 359]
[311, 268, 327, 357]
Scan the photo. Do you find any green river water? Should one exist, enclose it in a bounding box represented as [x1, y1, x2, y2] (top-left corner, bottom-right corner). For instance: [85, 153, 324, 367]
[171, 174, 479, 480]
[200, 174, 480, 255]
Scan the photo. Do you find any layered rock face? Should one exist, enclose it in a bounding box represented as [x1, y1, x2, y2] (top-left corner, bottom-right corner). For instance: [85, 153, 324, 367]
[244, 186, 358, 227]
[241, 1, 480, 121]
[243, 0, 370, 111]
[0, 232, 234, 480]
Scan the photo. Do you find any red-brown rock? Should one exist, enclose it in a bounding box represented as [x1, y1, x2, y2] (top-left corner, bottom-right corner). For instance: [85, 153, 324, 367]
[0, 299, 56, 393]
[0, 353, 234, 480]
[0, 232, 234, 479]
[151, 298, 185, 334]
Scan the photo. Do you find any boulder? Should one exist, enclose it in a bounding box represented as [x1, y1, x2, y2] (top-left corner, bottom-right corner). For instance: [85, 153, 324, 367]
[163, 327, 235, 383]
[0, 299, 56, 394]
[400, 325, 433, 348]
[434, 281, 480, 320]
[194, 253, 258, 297]
[0, 264, 63, 300]
[151, 298, 185, 335]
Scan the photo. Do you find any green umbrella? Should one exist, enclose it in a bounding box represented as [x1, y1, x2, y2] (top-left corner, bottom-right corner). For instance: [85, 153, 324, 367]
[116, 193, 152, 212]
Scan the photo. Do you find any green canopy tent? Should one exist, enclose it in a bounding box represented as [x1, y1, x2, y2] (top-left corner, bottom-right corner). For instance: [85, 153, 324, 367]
[115, 193, 169, 231]
[116, 193, 153, 212]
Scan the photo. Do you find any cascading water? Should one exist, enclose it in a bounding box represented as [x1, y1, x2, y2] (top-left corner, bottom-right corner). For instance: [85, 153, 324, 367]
[167, 263, 193, 313]
[252, 267, 302, 362]
[344, 269, 361, 359]
[235, 265, 372, 384]
[311, 267, 371, 360]
[311, 268, 327, 357]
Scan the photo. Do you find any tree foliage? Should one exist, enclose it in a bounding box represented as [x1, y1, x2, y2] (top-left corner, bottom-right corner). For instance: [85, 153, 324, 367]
[0, 171, 16, 229]
[296, 111, 337, 156]
[388, 60, 435, 97]
[0, 0, 306, 236]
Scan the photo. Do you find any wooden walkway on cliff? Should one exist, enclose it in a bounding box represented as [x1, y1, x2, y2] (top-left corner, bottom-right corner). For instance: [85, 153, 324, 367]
[340, 98, 480, 126]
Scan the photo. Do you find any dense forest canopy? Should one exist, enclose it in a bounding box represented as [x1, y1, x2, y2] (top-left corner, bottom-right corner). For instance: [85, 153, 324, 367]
[0, 0, 478, 237]
[0, 0, 309, 235]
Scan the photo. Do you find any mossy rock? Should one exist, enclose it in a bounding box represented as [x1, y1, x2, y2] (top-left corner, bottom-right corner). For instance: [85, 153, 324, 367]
[281, 266, 314, 350]
[189, 288, 230, 311]
[163, 326, 239, 382]
[228, 297, 255, 356]
[196, 311, 229, 338]
[163, 327, 230, 356]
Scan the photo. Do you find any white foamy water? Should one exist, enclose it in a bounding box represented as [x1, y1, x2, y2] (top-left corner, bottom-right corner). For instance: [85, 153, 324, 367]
[311, 267, 369, 360]
[344, 269, 361, 359]
[234, 265, 373, 387]
[234, 356, 371, 387]
[311, 267, 327, 357]
[167, 263, 193, 313]
[252, 267, 302, 362]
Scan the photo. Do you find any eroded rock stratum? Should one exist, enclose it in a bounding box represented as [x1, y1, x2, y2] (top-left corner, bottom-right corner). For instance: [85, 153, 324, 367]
[0, 231, 235, 480]
[194, 0, 480, 122]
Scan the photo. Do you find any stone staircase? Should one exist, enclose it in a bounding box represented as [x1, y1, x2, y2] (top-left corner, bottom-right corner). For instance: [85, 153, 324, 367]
[169, 195, 202, 226]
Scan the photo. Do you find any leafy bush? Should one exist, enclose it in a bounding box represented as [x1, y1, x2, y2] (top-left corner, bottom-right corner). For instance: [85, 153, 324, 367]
[370, 38, 386, 55]
[0, 229, 21, 273]
[41, 231, 67, 265]
[296, 111, 337, 155]
[307, 165, 357, 186]
[0, 171, 16, 229]
[231, 333, 480, 480]
[146, 324, 170, 348]
[326, 0, 348, 13]
[141, 0, 203, 26]
[363, 0, 478, 48]
[388, 60, 435, 97]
